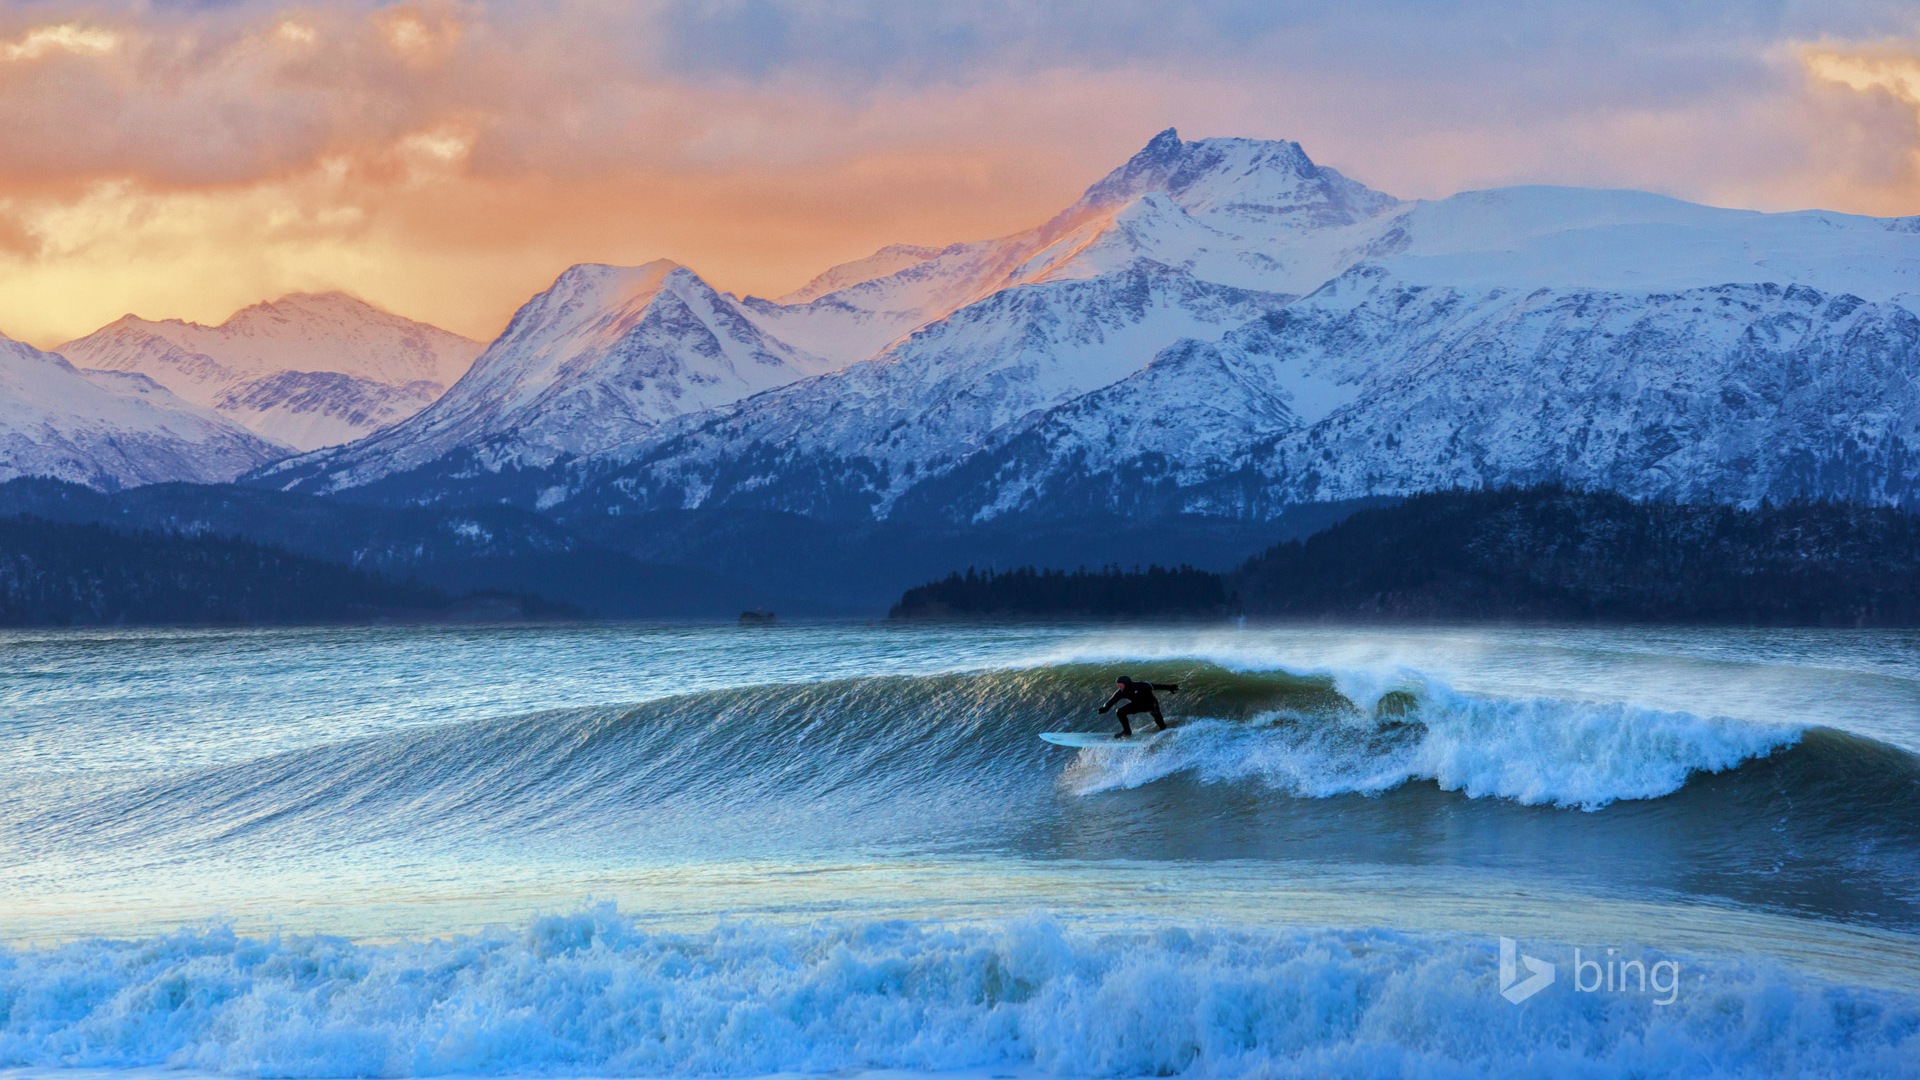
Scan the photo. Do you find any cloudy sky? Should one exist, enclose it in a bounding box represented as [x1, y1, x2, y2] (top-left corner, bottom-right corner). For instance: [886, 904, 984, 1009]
[1, 0, 1917, 346]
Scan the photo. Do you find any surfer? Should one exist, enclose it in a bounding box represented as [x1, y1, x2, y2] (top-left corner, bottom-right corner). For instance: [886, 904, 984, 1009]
[1097, 675, 1180, 738]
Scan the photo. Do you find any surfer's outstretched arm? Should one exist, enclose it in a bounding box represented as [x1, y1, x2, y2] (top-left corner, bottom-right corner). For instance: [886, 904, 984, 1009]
[1097, 689, 1126, 713]
[1152, 683, 1180, 692]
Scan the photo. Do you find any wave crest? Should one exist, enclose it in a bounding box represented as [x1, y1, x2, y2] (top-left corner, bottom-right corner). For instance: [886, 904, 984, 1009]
[1067, 677, 1802, 809]
[9, 661, 1856, 866]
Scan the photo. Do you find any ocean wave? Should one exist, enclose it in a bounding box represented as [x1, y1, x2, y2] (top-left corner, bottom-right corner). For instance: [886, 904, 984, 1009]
[1, 910, 1914, 1079]
[1065, 678, 1802, 809]
[7, 661, 1865, 857]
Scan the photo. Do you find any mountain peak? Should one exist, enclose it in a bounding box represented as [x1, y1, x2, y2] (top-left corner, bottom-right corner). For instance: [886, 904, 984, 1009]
[1083, 130, 1315, 206]
[259, 289, 370, 309]
[1138, 126, 1183, 163]
[555, 258, 689, 287]
[55, 288, 484, 452]
[260, 257, 822, 492]
[542, 260, 705, 318]
[1072, 129, 1398, 233]
[268, 289, 361, 305]
[82, 292, 411, 340]
[224, 290, 392, 328]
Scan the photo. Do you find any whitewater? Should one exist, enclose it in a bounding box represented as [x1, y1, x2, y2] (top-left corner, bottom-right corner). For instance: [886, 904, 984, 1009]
[2, 623, 1918, 1078]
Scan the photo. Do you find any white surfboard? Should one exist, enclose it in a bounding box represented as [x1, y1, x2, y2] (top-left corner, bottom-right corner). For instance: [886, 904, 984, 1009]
[1039, 730, 1167, 749]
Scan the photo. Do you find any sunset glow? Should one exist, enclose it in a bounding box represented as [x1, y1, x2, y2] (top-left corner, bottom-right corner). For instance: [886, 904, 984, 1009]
[1, 1, 1917, 347]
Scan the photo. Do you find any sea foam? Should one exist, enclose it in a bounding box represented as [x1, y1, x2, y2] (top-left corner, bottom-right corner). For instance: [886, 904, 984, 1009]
[1, 911, 1913, 1079]
[1066, 680, 1801, 809]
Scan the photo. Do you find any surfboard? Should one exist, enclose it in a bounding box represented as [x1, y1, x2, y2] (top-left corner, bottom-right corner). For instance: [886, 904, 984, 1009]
[1039, 731, 1167, 749]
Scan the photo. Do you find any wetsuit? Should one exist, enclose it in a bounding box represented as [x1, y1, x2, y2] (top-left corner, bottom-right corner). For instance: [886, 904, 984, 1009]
[1098, 680, 1179, 737]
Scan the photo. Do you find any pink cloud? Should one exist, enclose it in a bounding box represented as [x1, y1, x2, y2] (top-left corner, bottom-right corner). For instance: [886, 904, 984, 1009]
[0, 2, 1915, 348]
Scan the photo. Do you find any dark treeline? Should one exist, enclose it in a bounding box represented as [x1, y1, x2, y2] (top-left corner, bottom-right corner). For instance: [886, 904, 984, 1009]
[888, 486, 1920, 626]
[0, 515, 559, 627]
[15, 480, 1920, 627]
[889, 564, 1231, 620]
[0, 478, 1374, 617]
[0, 478, 807, 620]
[1231, 485, 1920, 626]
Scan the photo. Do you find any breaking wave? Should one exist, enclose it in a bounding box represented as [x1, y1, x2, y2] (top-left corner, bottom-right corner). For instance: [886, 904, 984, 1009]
[14, 660, 1834, 837]
[1063, 679, 1798, 808]
[10, 659, 1917, 925]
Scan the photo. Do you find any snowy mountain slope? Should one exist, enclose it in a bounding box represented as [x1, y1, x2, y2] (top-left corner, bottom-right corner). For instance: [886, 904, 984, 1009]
[65, 291, 477, 387]
[571, 263, 1296, 517]
[0, 336, 285, 489]
[58, 293, 482, 451]
[885, 335, 1307, 523]
[588, 270, 1920, 525]
[1004, 167, 1920, 309]
[738, 231, 1064, 366]
[776, 245, 945, 304]
[214, 372, 442, 454]
[256, 262, 829, 494]
[743, 243, 951, 364]
[1364, 187, 1920, 301]
[1234, 270, 1920, 508]
[897, 270, 1920, 520]
[1005, 128, 1400, 294]
[995, 134, 1920, 306]
[739, 129, 1398, 364]
[887, 314, 1371, 523]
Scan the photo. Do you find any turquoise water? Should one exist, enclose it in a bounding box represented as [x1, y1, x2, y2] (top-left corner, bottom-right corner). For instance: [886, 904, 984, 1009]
[2, 623, 1918, 1077]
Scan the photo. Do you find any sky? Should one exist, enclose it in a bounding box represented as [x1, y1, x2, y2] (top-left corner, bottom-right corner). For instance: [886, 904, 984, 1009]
[1, 0, 1918, 348]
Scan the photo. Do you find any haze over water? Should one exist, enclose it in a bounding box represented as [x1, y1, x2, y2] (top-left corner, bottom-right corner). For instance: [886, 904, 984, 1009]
[3, 622, 1918, 1076]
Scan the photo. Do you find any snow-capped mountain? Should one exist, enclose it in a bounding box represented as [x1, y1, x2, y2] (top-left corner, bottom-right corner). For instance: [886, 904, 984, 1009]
[578, 263, 1295, 518]
[0, 334, 285, 489]
[1241, 270, 1920, 508]
[256, 261, 831, 496]
[254, 128, 1920, 522]
[738, 129, 1395, 364]
[58, 292, 482, 452]
[884, 326, 1339, 523]
[887, 269, 1920, 520]
[266, 131, 1367, 501]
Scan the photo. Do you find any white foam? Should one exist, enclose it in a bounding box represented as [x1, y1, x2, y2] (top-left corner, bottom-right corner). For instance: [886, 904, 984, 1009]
[0, 911, 1912, 1078]
[1034, 639, 1801, 808]
[1073, 687, 1797, 809]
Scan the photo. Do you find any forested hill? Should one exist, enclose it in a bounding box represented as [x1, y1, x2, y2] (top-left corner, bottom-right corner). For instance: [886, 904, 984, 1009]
[1230, 486, 1920, 625]
[0, 516, 554, 626]
[888, 487, 1920, 626]
[890, 565, 1231, 620]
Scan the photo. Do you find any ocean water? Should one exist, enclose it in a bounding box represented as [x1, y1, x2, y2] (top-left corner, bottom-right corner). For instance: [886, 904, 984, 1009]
[2, 622, 1918, 1078]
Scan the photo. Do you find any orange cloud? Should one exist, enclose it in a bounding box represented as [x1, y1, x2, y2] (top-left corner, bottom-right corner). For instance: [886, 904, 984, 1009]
[1792, 41, 1920, 214]
[1806, 46, 1920, 105]
[1, 23, 119, 62]
[0, 3, 1916, 349]
[0, 5, 1158, 345]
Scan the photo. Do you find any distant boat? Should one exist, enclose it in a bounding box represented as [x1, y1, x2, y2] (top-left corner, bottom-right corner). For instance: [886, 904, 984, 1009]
[738, 609, 778, 627]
